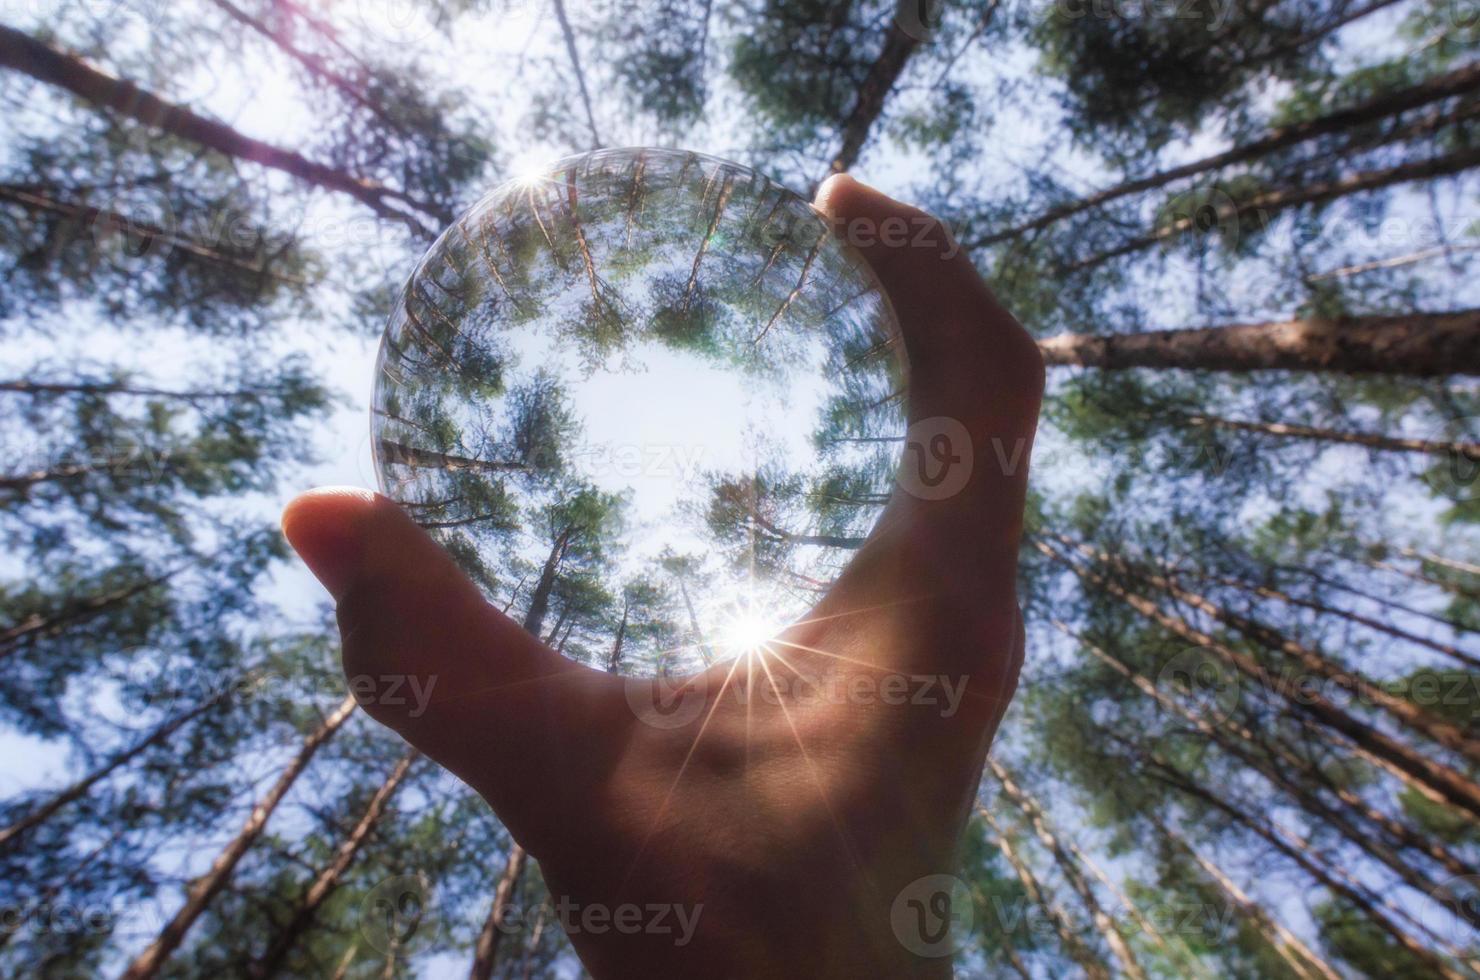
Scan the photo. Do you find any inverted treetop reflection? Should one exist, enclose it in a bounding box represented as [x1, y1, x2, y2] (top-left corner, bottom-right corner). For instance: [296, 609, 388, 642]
[372, 148, 905, 677]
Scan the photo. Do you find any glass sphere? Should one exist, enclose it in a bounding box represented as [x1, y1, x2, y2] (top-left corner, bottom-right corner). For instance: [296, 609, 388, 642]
[372, 148, 904, 677]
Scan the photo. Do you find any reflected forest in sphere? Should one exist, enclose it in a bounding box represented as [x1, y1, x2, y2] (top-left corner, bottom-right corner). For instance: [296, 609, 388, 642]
[374, 149, 903, 674]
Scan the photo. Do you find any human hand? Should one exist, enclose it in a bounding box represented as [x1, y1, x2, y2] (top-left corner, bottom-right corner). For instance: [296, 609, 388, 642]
[282, 174, 1044, 978]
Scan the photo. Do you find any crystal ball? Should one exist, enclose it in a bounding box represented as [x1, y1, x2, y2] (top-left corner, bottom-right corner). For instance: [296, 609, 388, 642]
[372, 148, 904, 677]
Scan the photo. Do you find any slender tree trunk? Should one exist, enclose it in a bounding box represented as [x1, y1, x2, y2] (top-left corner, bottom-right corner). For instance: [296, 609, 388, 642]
[979, 807, 1111, 980]
[1093, 545, 1480, 765]
[1401, 547, 1480, 578]
[203, 0, 397, 130]
[1037, 309, 1480, 377]
[0, 564, 180, 659]
[970, 61, 1480, 247]
[1149, 756, 1469, 980]
[375, 441, 529, 475]
[1040, 542, 1480, 820]
[1155, 818, 1341, 980]
[464, 536, 568, 978]
[329, 941, 359, 980]
[563, 174, 618, 319]
[523, 529, 569, 639]
[1180, 412, 1480, 459]
[520, 903, 549, 980]
[681, 174, 735, 310]
[0, 376, 290, 401]
[251, 750, 419, 978]
[468, 843, 528, 980]
[825, 5, 925, 176]
[753, 233, 825, 346]
[1057, 534, 1480, 763]
[119, 694, 358, 979]
[0, 184, 297, 282]
[989, 763, 1148, 980]
[1066, 833, 1213, 980]
[1056, 620, 1480, 886]
[608, 599, 630, 673]
[1306, 243, 1480, 281]
[0, 697, 222, 848]
[0, 448, 188, 494]
[0, 25, 440, 236]
[1069, 143, 1480, 272]
[1202, 570, 1480, 670]
[551, 0, 601, 147]
[1373, 558, 1480, 599]
[1285, 563, 1476, 635]
[674, 575, 716, 667]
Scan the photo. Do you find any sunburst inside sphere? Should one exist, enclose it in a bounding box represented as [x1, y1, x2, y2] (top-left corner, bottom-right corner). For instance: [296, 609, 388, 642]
[372, 148, 905, 678]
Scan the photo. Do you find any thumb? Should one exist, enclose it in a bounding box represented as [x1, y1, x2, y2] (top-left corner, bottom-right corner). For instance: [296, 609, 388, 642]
[282, 487, 622, 851]
[813, 173, 1043, 431]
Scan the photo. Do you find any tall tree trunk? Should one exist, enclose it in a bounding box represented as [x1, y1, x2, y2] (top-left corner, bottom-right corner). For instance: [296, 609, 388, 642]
[825, 2, 927, 176]
[681, 173, 735, 310]
[0, 447, 191, 495]
[989, 763, 1148, 980]
[523, 529, 569, 638]
[1179, 412, 1480, 459]
[0, 697, 222, 848]
[468, 842, 528, 980]
[1401, 548, 1480, 578]
[0, 563, 181, 659]
[1285, 563, 1476, 635]
[203, 0, 401, 132]
[551, 0, 601, 147]
[1147, 754, 1469, 980]
[520, 903, 549, 980]
[1305, 243, 1480, 281]
[1040, 542, 1480, 820]
[251, 750, 419, 978]
[1372, 558, 1480, 599]
[375, 441, 529, 476]
[0, 25, 440, 236]
[971, 61, 1480, 247]
[1064, 830, 1214, 980]
[1072, 539, 1480, 765]
[1057, 534, 1480, 763]
[1190, 570, 1480, 670]
[1068, 142, 1480, 272]
[1055, 620, 1480, 887]
[674, 574, 716, 667]
[1154, 817, 1341, 980]
[0, 376, 291, 401]
[978, 806, 1111, 980]
[608, 599, 630, 673]
[0, 183, 297, 282]
[1036, 309, 1480, 377]
[120, 694, 358, 979]
[465, 532, 568, 978]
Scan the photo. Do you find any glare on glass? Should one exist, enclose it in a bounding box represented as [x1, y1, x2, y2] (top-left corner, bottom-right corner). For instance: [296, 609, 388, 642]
[372, 148, 905, 677]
